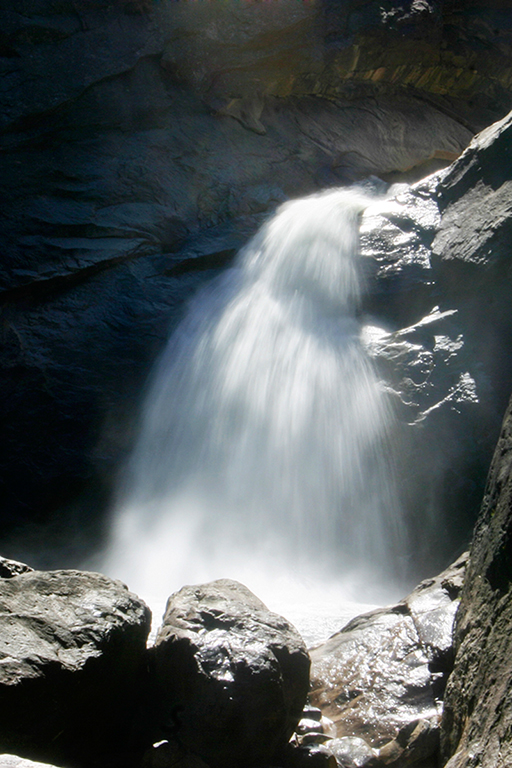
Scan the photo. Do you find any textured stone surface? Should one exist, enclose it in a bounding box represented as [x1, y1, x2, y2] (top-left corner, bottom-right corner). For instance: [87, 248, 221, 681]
[309, 554, 466, 758]
[322, 736, 378, 767]
[0, 569, 151, 767]
[431, 109, 512, 335]
[359, 109, 512, 573]
[440, 394, 512, 768]
[0, 557, 32, 579]
[359, 182, 484, 575]
[150, 579, 310, 768]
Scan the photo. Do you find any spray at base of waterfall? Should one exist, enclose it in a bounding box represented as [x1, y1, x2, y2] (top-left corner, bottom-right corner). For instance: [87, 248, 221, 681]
[102, 187, 408, 630]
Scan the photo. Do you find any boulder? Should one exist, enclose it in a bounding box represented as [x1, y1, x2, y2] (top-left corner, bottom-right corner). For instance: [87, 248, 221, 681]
[309, 554, 466, 763]
[0, 569, 151, 768]
[150, 578, 310, 768]
[322, 736, 378, 768]
[440, 393, 512, 767]
[374, 718, 440, 768]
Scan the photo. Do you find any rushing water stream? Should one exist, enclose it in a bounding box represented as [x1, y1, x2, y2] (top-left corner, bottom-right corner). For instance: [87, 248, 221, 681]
[104, 188, 406, 642]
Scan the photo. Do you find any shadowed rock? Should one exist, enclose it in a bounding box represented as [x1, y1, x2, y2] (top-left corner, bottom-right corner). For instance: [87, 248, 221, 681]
[441, 393, 512, 768]
[0, 569, 151, 768]
[150, 578, 310, 768]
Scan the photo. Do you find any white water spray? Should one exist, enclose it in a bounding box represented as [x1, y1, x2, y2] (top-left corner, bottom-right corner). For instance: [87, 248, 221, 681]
[104, 188, 405, 632]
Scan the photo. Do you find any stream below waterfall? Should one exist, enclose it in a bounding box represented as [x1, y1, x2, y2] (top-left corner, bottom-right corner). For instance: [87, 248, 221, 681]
[103, 187, 407, 644]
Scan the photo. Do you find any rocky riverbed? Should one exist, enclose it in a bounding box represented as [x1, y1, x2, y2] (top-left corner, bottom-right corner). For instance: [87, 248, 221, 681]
[0, 553, 465, 768]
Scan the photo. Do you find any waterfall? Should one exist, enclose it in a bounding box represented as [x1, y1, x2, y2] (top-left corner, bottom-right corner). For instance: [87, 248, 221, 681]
[104, 188, 405, 620]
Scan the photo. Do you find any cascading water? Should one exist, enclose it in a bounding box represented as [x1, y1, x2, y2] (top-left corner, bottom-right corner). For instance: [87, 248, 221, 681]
[104, 188, 406, 637]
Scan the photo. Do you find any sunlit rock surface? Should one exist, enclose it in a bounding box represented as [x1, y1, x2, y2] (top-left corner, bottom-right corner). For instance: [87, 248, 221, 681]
[0, 569, 151, 768]
[440, 394, 512, 768]
[309, 554, 466, 760]
[360, 178, 482, 574]
[150, 579, 310, 768]
[432, 111, 512, 428]
[359, 110, 512, 573]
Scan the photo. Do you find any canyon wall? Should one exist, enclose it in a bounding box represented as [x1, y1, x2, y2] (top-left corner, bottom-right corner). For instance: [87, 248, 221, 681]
[1, 0, 512, 566]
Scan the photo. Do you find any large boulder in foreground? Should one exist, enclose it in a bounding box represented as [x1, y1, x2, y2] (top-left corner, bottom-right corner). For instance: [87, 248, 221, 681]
[309, 555, 466, 766]
[0, 569, 151, 768]
[441, 394, 512, 767]
[150, 578, 310, 768]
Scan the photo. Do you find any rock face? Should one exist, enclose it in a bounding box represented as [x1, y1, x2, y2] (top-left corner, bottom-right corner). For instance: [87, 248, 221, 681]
[309, 554, 466, 765]
[440, 394, 512, 768]
[0, 569, 151, 768]
[433, 110, 512, 412]
[150, 578, 310, 768]
[1, 0, 508, 557]
[0, 557, 33, 579]
[358, 110, 512, 575]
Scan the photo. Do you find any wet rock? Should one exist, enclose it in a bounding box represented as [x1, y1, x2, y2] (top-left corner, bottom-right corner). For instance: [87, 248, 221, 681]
[362, 184, 475, 577]
[150, 578, 310, 768]
[323, 736, 378, 768]
[298, 719, 327, 736]
[300, 734, 334, 747]
[359, 112, 512, 574]
[309, 555, 466, 757]
[431, 112, 512, 428]
[0, 569, 151, 768]
[295, 706, 337, 746]
[377, 718, 439, 767]
[440, 394, 512, 768]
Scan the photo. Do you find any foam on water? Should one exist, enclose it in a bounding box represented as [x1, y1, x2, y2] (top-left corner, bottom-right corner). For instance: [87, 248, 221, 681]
[102, 188, 406, 635]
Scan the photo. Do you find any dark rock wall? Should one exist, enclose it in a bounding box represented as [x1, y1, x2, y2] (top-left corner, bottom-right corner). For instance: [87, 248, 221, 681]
[1, 0, 512, 561]
[440, 395, 512, 768]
